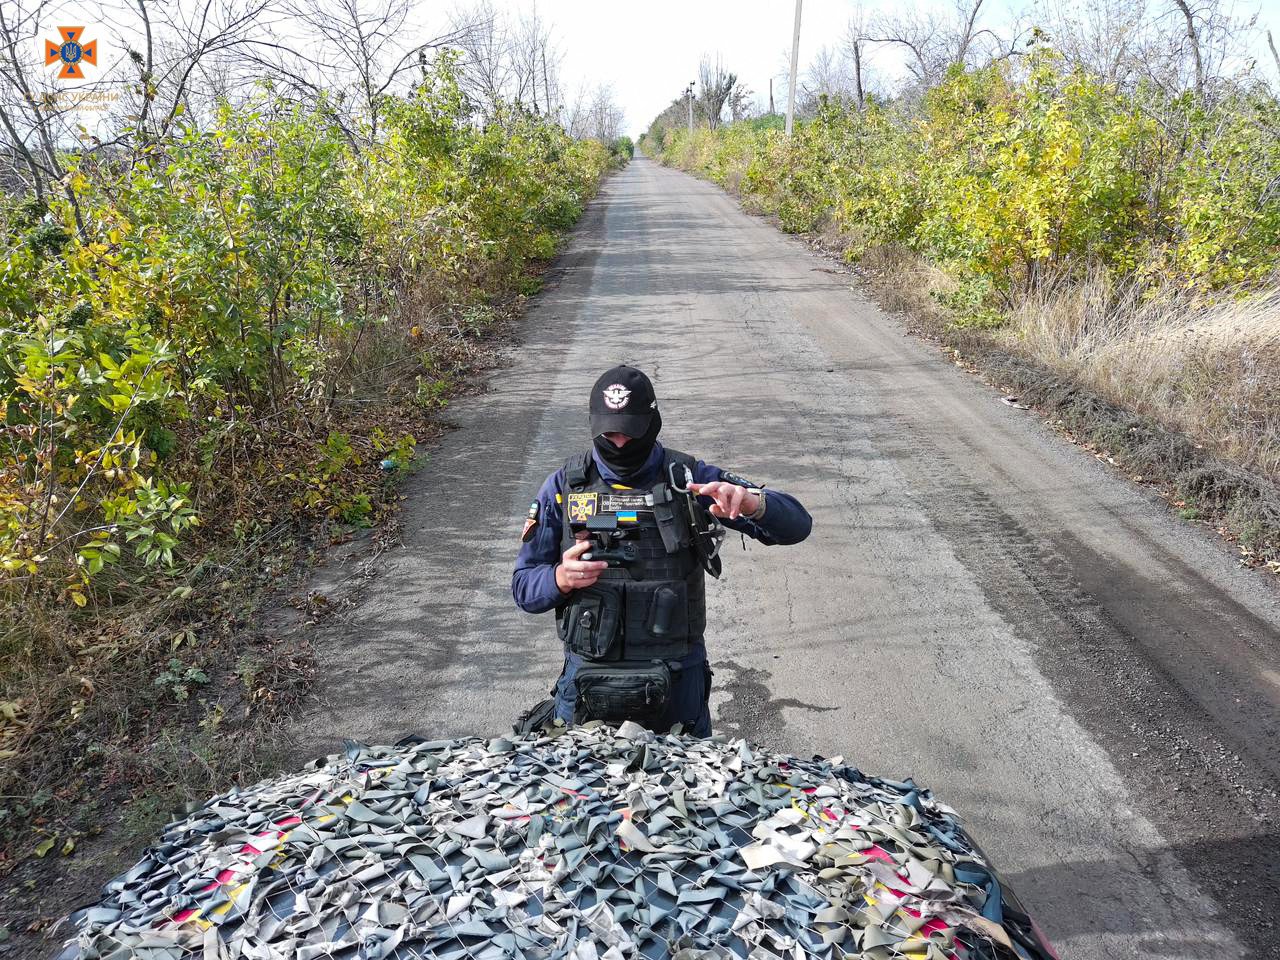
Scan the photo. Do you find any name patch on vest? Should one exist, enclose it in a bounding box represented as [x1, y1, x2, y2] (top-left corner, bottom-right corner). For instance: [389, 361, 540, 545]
[600, 492, 650, 514]
[567, 492, 598, 522]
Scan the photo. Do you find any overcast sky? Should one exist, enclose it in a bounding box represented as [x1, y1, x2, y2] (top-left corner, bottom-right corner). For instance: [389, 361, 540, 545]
[19, 0, 1280, 139]
[470, 0, 1280, 136]
[478, 0, 1019, 136]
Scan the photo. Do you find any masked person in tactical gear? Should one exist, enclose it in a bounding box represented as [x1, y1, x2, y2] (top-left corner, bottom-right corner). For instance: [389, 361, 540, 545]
[512, 365, 812, 736]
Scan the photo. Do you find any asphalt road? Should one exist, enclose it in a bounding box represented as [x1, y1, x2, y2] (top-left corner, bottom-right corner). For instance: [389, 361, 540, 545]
[286, 156, 1280, 959]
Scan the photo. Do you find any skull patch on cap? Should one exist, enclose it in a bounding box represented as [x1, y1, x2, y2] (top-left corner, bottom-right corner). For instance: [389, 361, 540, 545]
[602, 384, 631, 410]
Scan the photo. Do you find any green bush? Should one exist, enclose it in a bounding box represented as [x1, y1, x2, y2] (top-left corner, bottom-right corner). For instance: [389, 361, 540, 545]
[0, 57, 611, 611]
[611, 136, 634, 160]
[657, 53, 1280, 301]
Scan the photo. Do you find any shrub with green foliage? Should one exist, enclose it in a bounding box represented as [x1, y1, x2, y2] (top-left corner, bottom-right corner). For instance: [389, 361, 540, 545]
[0, 57, 611, 612]
[658, 53, 1280, 303]
[610, 136, 635, 160]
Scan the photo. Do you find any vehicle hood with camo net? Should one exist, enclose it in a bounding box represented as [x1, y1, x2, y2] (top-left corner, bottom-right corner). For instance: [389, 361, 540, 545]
[55, 723, 1058, 959]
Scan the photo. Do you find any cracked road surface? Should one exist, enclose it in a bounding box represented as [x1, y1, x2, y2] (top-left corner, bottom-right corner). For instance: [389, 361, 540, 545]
[286, 157, 1280, 959]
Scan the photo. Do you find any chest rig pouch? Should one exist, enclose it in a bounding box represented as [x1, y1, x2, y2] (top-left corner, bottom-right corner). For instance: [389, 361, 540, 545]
[559, 585, 622, 659]
[556, 449, 712, 725]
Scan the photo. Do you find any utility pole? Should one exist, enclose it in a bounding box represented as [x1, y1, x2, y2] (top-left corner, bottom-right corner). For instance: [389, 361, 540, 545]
[686, 81, 696, 135]
[785, 0, 802, 135]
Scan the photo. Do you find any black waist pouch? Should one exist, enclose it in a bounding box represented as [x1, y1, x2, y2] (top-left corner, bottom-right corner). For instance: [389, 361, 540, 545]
[574, 661, 672, 723]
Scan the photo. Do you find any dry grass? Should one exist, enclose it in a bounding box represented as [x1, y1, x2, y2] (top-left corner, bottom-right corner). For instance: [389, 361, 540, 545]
[857, 245, 957, 317]
[1001, 276, 1280, 483]
[845, 243, 1280, 563]
[853, 244, 1280, 485]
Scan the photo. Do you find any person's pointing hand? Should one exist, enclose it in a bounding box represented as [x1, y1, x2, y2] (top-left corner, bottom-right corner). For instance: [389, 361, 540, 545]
[688, 481, 760, 521]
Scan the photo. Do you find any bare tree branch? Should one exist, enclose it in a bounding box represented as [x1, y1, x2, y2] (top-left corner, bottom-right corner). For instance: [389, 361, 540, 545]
[564, 82, 623, 142]
[0, 103, 47, 200]
[698, 55, 736, 131]
[445, 1, 562, 123]
[844, 8, 870, 110]
[866, 0, 1013, 91]
[1171, 0, 1205, 95]
[728, 82, 757, 122]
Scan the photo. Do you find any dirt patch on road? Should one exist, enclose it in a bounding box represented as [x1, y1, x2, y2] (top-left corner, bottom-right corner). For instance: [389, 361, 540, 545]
[918, 485, 1280, 958]
[948, 338, 1280, 573]
[712, 658, 837, 749]
[805, 235, 1280, 578]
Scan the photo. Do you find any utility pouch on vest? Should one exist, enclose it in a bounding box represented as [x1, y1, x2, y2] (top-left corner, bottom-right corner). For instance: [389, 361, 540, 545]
[647, 483, 686, 555]
[559, 586, 622, 660]
[625, 581, 689, 641]
[574, 661, 672, 724]
[647, 585, 681, 637]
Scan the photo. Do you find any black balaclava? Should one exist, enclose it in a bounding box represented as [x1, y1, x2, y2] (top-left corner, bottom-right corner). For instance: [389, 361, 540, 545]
[588, 365, 662, 483]
[594, 408, 663, 481]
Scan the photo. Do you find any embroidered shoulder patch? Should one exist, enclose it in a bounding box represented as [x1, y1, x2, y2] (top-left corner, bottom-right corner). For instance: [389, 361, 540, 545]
[520, 500, 539, 542]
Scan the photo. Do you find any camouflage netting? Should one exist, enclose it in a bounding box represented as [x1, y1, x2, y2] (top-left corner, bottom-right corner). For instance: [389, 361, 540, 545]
[58, 723, 1031, 960]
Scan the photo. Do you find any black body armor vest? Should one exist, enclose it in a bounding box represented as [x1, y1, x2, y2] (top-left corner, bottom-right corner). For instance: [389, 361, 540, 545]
[556, 449, 707, 669]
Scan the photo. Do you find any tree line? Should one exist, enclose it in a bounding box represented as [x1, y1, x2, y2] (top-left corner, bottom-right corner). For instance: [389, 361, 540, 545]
[646, 0, 1280, 141]
[0, 0, 626, 827]
[1, 0, 631, 211]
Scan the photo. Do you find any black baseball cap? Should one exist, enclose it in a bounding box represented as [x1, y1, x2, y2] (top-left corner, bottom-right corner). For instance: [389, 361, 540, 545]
[589, 365, 658, 437]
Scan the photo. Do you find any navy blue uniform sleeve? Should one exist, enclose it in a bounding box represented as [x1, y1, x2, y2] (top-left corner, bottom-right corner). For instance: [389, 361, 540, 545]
[693, 461, 812, 546]
[512, 469, 568, 614]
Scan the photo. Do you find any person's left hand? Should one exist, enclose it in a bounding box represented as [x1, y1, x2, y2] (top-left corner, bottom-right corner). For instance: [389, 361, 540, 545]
[687, 481, 760, 520]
